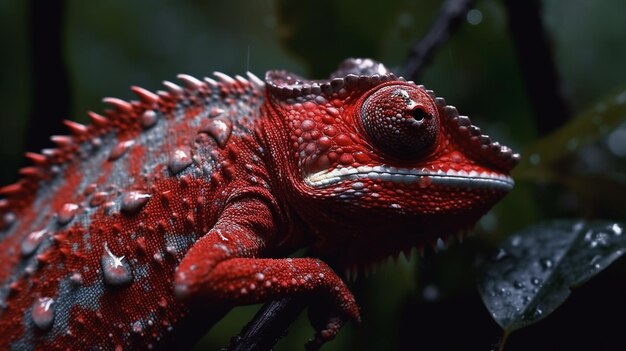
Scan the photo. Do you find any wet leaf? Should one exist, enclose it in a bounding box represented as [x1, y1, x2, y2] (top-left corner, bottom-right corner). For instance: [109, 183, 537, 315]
[515, 90, 626, 180]
[478, 219, 626, 332]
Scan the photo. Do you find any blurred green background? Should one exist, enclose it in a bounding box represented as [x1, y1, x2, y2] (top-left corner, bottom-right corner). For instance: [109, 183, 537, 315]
[1, 0, 626, 349]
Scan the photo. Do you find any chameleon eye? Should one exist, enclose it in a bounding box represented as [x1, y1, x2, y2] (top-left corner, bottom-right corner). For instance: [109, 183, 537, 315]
[360, 85, 439, 159]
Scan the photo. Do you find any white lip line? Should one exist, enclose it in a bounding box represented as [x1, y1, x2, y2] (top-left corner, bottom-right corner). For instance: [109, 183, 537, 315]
[305, 166, 514, 189]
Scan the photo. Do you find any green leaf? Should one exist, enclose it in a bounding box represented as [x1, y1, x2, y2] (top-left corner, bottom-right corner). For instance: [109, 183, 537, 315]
[477, 219, 626, 332]
[514, 90, 626, 181]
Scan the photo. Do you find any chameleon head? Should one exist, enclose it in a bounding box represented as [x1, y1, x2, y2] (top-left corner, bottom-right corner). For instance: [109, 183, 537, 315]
[263, 58, 519, 259]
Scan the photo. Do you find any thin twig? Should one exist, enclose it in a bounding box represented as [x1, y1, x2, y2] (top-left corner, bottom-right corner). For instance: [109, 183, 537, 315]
[225, 297, 309, 351]
[402, 0, 476, 81]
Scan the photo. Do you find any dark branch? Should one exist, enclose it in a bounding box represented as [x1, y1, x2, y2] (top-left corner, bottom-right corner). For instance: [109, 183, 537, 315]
[402, 0, 476, 81]
[26, 0, 71, 154]
[503, 0, 571, 135]
[225, 297, 309, 351]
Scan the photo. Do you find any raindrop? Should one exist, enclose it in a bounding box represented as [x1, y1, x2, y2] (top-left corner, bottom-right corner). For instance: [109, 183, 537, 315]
[589, 255, 602, 269]
[32, 297, 55, 331]
[493, 248, 510, 261]
[533, 306, 543, 318]
[513, 281, 525, 289]
[607, 127, 626, 157]
[539, 258, 553, 270]
[422, 284, 439, 301]
[530, 277, 541, 286]
[466, 9, 483, 25]
[587, 231, 610, 248]
[529, 153, 541, 165]
[612, 223, 623, 236]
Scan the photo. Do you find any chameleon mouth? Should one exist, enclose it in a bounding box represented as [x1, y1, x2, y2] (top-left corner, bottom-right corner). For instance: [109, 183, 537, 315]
[304, 166, 514, 192]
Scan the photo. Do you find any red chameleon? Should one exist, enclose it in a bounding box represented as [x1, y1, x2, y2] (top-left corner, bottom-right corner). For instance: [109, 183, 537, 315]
[0, 58, 518, 349]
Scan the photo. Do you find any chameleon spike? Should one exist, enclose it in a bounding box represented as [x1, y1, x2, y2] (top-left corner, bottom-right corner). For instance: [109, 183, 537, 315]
[330, 78, 345, 91]
[479, 135, 492, 145]
[213, 71, 236, 84]
[435, 97, 446, 108]
[131, 86, 159, 105]
[87, 111, 110, 127]
[246, 71, 265, 87]
[401, 247, 413, 262]
[177, 74, 205, 89]
[163, 81, 184, 96]
[102, 97, 134, 114]
[18, 166, 43, 178]
[203, 77, 219, 88]
[235, 75, 248, 85]
[0, 182, 22, 196]
[25, 152, 48, 165]
[444, 106, 459, 119]
[50, 135, 73, 148]
[456, 115, 471, 127]
[344, 74, 359, 87]
[41, 148, 60, 157]
[63, 120, 89, 136]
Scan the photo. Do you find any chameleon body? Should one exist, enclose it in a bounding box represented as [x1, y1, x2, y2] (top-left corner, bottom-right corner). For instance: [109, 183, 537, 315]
[0, 58, 518, 349]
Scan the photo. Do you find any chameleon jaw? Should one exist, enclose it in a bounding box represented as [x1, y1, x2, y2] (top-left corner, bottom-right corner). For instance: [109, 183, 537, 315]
[304, 165, 514, 192]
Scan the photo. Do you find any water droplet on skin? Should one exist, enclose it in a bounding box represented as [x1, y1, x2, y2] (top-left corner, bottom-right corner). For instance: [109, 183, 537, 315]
[109, 140, 135, 161]
[57, 203, 79, 225]
[141, 110, 158, 129]
[132, 321, 143, 334]
[3, 212, 16, 227]
[21, 229, 48, 256]
[120, 191, 151, 214]
[168, 147, 193, 174]
[513, 281, 525, 289]
[32, 297, 55, 330]
[530, 277, 541, 286]
[69, 272, 83, 285]
[101, 243, 133, 286]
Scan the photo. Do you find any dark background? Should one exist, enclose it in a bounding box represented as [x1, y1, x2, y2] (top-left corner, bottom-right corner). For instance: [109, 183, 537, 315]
[1, 0, 626, 349]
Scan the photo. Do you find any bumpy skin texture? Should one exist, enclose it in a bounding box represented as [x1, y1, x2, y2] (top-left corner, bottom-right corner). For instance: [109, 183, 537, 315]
[0, 58, 518, 350]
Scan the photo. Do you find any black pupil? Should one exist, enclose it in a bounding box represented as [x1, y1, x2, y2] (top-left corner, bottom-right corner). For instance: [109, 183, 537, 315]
[412, 108, 428, 122]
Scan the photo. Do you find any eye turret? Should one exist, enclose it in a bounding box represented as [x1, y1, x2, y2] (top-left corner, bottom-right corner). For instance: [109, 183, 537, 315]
[360, 85, 439, 159]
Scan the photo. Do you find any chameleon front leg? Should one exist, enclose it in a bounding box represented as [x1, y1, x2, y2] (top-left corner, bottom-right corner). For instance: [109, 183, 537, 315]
[173, 196, 360, 322]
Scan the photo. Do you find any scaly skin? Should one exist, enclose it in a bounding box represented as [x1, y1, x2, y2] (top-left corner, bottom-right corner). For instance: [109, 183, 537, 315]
[0, 58, 518, 349]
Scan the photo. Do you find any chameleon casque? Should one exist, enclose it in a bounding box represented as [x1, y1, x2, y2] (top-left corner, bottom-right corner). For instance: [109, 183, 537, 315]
[0, 58, 518, 349]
